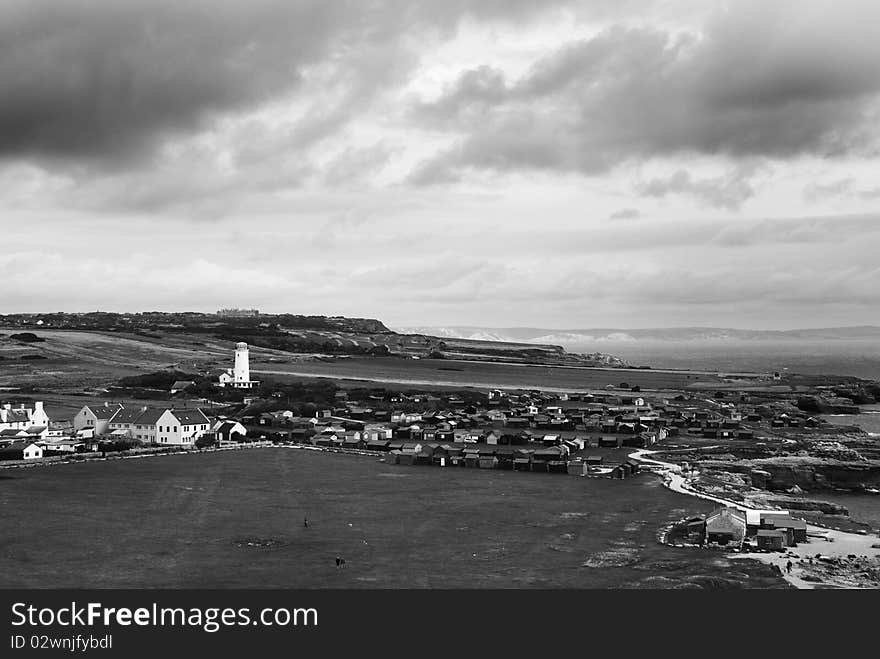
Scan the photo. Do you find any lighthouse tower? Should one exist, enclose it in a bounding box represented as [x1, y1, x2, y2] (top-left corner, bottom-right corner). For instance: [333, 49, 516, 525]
[217, 341, 260, 388]
[233, 342, 250, 384]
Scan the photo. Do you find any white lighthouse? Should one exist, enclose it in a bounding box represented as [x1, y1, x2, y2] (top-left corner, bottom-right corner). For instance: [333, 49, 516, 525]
[233, 342, 250, 384]
[218, 342, 260, 389]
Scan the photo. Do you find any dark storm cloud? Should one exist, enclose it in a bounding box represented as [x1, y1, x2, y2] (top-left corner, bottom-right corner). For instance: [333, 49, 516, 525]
[410, 0, 880, 182]
[0, 0, 576, 162]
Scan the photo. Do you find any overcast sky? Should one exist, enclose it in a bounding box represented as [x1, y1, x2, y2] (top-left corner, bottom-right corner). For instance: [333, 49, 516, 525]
[2, 0, 879, 329]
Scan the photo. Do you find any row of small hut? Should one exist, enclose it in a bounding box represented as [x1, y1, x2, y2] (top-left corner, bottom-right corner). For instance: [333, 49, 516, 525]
[378, 441, 642, 478]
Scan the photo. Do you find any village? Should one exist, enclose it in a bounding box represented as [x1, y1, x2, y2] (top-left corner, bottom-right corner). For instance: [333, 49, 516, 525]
[4, 340, 868, 564]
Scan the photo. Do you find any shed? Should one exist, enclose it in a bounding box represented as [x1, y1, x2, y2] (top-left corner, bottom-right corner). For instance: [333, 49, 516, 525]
[765, 517, 808, 545]
[756, 529, 786, 551]
[704, 508, 746, 546]
[625, 459, 641, 474]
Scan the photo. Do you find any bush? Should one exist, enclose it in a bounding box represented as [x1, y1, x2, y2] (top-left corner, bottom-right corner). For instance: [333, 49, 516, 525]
[195, 435, 216, 449]
[118, 370, 200, 390]
[11, 332, 45, 343]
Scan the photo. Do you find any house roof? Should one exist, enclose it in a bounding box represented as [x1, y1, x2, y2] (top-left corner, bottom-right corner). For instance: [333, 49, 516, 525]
[217, 421, 245, 433]
[86, 403, 123, 419]
[111, 407, 165, 425]
[766, 518, 807, 530]
[171, 380, 196, 389]
[1, 409, 30, 422]
[169, 409, 210, 425]
[705, 508, 746, 534]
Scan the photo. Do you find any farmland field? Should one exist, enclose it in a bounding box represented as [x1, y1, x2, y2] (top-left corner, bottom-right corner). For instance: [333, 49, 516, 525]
[0, 449, 787, 588]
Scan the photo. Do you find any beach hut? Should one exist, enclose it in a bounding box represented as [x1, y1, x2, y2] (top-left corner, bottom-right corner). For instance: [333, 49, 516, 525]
[756, 529, 786, 551]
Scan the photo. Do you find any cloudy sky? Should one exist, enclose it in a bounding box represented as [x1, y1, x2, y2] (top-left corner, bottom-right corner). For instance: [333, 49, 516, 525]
[2, 0, 879, 329]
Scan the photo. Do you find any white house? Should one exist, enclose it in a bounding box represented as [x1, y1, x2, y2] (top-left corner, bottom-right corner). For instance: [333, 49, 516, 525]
[1, 401, 50, 432]
[212, 419, 246, 443]
[0, 441, 43, 461]
[217, 342, 260, 389]
[74, 402, 123, 435]
[155, 409, 211, 446]
[107, 406, 165, 443]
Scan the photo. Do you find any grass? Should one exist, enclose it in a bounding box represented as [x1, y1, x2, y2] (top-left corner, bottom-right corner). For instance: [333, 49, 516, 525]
[0, 449, 787, 588]
[252, 356, 726, 394]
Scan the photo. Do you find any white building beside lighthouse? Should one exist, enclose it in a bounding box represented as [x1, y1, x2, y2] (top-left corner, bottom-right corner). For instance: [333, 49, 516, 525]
[218, 342, 260, 389]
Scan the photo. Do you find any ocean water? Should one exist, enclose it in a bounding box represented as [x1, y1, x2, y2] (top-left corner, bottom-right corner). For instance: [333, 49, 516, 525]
[813, 493, 880, 530]
[824, 404, 880, 435]
[563, 339, 880, 380]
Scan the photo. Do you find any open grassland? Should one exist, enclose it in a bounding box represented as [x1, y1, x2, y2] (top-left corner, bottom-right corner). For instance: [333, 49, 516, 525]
[0, 328, 748, 395]
[251, 356, 730, 393]
[0, 328, 292, 390]
[0, 449, 786, 588]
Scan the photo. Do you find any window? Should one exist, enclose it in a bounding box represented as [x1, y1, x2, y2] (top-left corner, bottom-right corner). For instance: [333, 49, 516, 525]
[173, 426, 177, 432]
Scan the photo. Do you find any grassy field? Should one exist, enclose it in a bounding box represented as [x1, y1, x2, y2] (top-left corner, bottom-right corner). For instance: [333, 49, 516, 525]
[252, 356, 728, 394]
[0, 449, 786, 588]
[0, 328, 296, 391]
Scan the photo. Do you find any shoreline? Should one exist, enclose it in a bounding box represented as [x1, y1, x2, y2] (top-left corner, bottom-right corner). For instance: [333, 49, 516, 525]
[629, 449, 880, 589]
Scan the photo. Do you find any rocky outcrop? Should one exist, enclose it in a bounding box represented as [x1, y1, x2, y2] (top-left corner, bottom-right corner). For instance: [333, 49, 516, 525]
[762, 498, 849, 516]
[702, 458, 880, 493]
[750, 469, 772, 489]
[748, 460, 880, 493]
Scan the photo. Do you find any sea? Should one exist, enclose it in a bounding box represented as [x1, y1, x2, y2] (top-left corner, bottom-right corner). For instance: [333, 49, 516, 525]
[824, 404, 880, 436]
[563, 339, 880, 380]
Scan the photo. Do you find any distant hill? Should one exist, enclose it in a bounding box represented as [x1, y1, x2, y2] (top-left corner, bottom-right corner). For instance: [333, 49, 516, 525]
[0, 312, 627, 367]
[397, 325, 880, 344]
